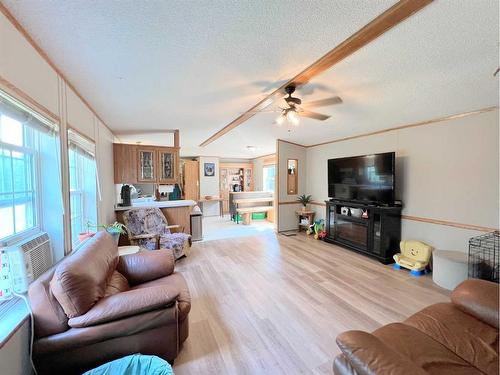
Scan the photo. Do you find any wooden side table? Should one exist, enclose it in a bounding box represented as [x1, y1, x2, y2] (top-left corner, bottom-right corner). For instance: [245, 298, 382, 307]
[296, 210, 315, 231]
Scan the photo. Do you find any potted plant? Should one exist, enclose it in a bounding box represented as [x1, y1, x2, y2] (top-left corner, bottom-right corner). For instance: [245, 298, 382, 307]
[297, 194, 312, 211]
[86, 221, 128, 245]
[105, 222, 128, 245]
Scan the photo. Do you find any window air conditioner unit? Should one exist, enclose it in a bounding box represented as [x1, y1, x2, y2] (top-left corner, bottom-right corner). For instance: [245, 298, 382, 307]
[18, 232, 53, 281]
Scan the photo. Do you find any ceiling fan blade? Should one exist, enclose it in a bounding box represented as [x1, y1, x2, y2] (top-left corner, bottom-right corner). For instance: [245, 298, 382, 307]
[300, 110, 330, 121]
[245, 109, 282, 113]
[302, 96, 342, 108]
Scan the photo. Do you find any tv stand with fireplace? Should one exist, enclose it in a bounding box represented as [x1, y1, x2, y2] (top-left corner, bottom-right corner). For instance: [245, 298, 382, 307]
[325, 200, 402, 264]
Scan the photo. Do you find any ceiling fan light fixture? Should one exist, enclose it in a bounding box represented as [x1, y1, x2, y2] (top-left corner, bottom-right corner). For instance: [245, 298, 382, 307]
[276, 114, 285, 126]
[286, 109, 300, 126]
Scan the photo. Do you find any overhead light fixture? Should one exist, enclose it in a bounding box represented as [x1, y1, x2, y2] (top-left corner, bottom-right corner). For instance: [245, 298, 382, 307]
[276, 108, 300, 127]
[246, 145, 256, 152]
[275, 113, 285, 126]
[286, 109, 300, 126]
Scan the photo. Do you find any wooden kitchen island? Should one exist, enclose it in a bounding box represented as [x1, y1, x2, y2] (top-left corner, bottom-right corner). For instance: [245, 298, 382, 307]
[115, 199, 196, 246]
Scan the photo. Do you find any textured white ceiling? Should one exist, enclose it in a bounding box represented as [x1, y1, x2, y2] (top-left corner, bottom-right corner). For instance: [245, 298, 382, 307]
[3, 0, 499, 157]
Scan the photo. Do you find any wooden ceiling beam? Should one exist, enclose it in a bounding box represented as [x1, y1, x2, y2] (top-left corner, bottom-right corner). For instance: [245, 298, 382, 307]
[200, 0, 433, 147]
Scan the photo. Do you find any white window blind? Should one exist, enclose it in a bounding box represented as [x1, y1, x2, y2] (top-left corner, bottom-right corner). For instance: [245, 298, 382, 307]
[0, 90, 58, 136]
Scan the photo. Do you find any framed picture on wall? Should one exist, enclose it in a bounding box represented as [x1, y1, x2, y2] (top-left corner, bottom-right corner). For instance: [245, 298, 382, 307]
[204, 162, 215, 177]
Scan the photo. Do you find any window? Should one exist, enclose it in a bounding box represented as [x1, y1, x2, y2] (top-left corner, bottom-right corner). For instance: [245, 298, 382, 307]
[68, 130, 97, 248]
[263, 164, 275, 193]
[0, 90, 59, 244]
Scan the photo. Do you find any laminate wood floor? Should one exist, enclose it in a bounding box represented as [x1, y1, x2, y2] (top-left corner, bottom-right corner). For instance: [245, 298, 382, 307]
[173, 232, 449, 374]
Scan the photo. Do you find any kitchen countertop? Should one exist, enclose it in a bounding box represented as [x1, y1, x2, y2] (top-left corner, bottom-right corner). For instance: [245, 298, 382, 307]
[115, 199, 197, 211]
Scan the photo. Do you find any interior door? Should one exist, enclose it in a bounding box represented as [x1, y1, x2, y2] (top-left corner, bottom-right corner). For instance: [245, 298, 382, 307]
[183, 160, 199, 201]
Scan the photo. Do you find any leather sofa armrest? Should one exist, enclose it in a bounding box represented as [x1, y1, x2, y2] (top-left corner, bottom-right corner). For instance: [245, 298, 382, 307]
[336, 331, 427, 375]
[117, 250, 175, 285]
[451, 279, 499, 328]
[68, 285, 179, 328]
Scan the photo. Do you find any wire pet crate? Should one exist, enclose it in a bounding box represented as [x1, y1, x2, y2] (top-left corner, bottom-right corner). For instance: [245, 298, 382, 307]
[468, 231, 499, 283]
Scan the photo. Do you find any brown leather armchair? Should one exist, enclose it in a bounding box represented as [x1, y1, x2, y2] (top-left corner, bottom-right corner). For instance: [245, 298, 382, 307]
[333, 279, 499, 375]
[28, 232, 190, 375]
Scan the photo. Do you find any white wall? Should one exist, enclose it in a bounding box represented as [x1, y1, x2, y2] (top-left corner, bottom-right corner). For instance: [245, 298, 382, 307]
[305, 110, 499, 252]
[95, 120, 116, 225]
[199, 156, 220, 216]
[0, 11, 117, 249]
[253, 157, 264, 191]
[277, 141, 307, 232]
[0, 323, 32, 375]
[0, 10, 116, 370]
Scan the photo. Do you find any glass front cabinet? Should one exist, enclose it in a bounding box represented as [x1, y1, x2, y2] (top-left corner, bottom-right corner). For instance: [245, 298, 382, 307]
[137, 147, 179, 183]
[137, 148, 156, 182]
[158, 149, 177, 184]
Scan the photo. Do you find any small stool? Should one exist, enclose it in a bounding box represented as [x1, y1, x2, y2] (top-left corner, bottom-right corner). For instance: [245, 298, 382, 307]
[432, 250, 468, 290]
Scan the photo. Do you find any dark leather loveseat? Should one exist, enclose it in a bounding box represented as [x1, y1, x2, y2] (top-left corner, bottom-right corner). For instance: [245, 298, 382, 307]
[28, 232, 190, 374]
[333, 279, 499, 375]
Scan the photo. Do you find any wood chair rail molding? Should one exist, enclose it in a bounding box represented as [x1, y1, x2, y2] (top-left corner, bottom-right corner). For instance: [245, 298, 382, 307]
[199, 0, 433, 147]
[306, 201, 498, 232]
[0, 3, 114, 135]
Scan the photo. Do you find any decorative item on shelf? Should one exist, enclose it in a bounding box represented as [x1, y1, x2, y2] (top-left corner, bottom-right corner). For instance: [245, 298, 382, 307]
[297, 194, 312, 211]
[361, 209, 369, 219]
[204, 162, 215, 176]
[170, 184, 181, 200]
[393, 240, 433, 276]
[350, 208, 363, 218]
[341, 206, 350, 216]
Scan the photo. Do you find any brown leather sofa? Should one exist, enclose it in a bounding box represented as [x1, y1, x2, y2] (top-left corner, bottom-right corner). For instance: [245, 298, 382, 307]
[28, 232, 191, 375]
[333, 279, 499, 375]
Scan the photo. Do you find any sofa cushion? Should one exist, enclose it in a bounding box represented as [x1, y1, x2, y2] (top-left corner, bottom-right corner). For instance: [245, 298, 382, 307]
[336, 330, 428, 375]
[68, 285, 179, 328]
[50, 232, 118, 318]
[104, 271, 129, 297]
[28, 266, 69, 338]
[374, 323, 484, 375]
[405, 302, 499, 374]
[132, 272, 191, 321]
[451, 279, 499, 329]
[117, 250, 175, 286]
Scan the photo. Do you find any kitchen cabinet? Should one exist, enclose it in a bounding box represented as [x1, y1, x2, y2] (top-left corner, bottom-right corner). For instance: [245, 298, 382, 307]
[113, 144, 137, 184]
[158, 149, 177, 184]
[137, 147, 157, 182]
[113, 143, 179, 184]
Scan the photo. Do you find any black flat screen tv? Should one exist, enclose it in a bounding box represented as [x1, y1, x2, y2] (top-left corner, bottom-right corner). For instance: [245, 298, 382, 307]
[328, 152, 395, 205]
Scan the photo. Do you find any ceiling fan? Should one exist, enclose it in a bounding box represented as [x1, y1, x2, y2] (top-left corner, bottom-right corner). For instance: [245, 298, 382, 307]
[252, 84, 342, 126]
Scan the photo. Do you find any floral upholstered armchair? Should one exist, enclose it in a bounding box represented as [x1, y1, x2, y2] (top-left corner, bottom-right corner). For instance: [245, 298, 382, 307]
[122, 207, 191, 260]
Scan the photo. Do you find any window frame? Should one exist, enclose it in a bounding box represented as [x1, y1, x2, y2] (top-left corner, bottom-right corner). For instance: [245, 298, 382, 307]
[262, 164, 276, 193]
[67, 138, 97, 249]
[0, 127, 42, 246]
